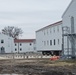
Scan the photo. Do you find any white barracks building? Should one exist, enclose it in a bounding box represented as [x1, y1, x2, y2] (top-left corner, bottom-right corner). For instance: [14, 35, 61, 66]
[62, 0, 76, 58]
[0, 33, 14, 53]
[36, 21, 62, 56]
[14, 39, 36, 53]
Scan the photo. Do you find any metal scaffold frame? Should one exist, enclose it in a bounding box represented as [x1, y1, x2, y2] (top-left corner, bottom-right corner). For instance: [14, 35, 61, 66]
[62, 26, 76, 58]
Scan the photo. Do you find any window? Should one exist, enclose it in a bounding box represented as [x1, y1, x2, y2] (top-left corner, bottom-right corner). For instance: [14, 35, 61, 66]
[71, 16, 74, 33]
[15, 48, 17, 51]
[58, 39, 59, 45]
[20, 48, 22, 51]
[44, 31, 45, 35]
[50, 40, 52, 45]
[53, 27, 55, 33]
[47, 40, 49, 45]
[44, 41, 46, 46]
[47, 29, 48, 35]
[15, 43, 17, 46]
[1, 40, 4, 43]
[57, 26, 59, 32]
[54, 39, 55, 45]
[30, 43, 32, 46]
[50, 28, 51, 33]
[34, 47, 36, 50]
[1, 47, 5, 53]
[20, 43, 22, 46]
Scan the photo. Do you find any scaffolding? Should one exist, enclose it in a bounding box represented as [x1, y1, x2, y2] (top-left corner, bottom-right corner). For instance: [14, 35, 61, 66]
[62, 26, 76, 58]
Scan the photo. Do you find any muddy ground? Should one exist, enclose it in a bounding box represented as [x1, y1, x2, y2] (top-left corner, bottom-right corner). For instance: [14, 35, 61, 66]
[0, 59, 76, 75]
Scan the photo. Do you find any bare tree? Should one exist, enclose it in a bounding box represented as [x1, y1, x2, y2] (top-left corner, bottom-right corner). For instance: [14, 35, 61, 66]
[2, 26, 23, 39]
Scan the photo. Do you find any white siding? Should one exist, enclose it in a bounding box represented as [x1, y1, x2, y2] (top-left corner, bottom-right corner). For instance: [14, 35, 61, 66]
[62, 0, 76, 33]
[36, 21, 62, 52]
[0, 33, 14, 53]
[0, 34, 36, 53]
[62, 0, 76, 56]
[14, 42, 36, 53]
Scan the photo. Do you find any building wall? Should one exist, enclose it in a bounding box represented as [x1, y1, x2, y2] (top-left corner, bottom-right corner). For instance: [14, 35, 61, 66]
[62, 0, 76, 33]
[62, 0, 76, 56]
[14, 40, 36, 53]
[0, 33, 14, 53]
[0, 33, 36, 53]
[36, 21, 62, 52]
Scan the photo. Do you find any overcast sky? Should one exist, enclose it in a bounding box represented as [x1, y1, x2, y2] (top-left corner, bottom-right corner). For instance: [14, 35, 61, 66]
[0, 0, 71, 39]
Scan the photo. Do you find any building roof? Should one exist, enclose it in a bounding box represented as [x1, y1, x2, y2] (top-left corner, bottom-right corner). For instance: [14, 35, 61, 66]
[62, 0, 73, 18]
[36, 20, 62, 32]
[14, 39, 35, 43]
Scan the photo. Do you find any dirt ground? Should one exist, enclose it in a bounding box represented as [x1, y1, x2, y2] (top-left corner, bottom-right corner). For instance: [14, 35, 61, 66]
[0, 58, 76, 75]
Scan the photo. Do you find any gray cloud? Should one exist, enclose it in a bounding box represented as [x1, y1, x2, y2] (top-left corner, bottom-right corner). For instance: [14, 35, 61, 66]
[0, 0, 71, 38]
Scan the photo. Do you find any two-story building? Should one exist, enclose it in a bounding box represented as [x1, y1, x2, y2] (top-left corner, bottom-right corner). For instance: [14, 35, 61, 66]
[14, 39, 36, 53]
[36, 21, 62, 56]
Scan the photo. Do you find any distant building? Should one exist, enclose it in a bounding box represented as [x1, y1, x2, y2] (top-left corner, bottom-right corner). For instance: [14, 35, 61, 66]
[36, 21, 62, 56]
[0, 33, 36, 53]
[62, 0, 76, 57]
[0, 33, 14, 53]
[14, 39, 36, 53]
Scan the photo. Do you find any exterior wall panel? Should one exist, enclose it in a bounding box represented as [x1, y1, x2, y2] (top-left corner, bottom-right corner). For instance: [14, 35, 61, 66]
[0, 33, 14, 53]
[36, 21, 62, 52]
[14, 39, 36, 53]
[62, 0, 76, 56]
